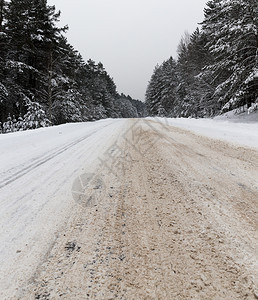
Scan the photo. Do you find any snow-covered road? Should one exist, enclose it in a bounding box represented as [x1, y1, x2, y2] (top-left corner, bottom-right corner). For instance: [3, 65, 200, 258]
[24, 119, 258, 299]
[0, 119, 129, 298]
[0, 117, 257, 298]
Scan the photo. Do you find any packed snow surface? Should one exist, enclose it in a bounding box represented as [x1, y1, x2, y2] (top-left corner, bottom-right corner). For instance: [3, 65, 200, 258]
[0, 114, 257, 297]
[0, 119, 129, 298]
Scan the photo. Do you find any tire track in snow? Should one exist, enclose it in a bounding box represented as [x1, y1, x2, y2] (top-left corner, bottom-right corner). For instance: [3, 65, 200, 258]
[0, 125, 111, 189]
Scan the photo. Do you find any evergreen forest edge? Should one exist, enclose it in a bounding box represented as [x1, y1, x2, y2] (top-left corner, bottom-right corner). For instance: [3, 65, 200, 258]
[146, 0, 257, 118]
[0, 0, 257, 133]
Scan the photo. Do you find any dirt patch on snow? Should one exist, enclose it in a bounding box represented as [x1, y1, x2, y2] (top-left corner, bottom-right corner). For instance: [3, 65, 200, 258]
[25, 119, 258, 299]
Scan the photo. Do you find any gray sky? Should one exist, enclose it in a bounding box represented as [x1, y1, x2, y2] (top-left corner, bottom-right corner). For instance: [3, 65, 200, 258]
[47, 0, 208, 101]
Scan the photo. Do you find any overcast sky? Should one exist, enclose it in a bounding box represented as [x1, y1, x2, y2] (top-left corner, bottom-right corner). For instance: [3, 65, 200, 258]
[47, 0, 208, 101]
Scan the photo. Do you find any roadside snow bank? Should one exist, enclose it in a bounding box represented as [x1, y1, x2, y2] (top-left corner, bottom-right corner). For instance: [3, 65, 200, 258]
[160, 113, 258, 150]
[214, 108, 258, 123]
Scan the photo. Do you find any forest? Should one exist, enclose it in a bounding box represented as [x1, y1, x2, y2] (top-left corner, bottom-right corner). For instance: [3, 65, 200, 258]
[0, 0, 146, 133]
[146, 0, 258, 118]
[1, 0, 257, 133]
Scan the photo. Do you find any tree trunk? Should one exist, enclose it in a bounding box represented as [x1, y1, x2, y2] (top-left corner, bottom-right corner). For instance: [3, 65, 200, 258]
[47, 48, 53, 123]
[0, 0, 4, 32]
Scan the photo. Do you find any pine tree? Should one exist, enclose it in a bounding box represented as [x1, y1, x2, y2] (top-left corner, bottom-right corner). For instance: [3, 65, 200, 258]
[201, 0, 258, 112]
[0, 0, 9, 122]
[44, 36, 87, 123]
[0, 0, 7, 32]
[3, 0, 66, 121]
[0, 0, 142, 129]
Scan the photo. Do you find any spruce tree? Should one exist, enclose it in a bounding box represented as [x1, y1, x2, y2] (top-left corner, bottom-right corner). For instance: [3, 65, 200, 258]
[22, 99, 51, 130]
[145, 64, 163, 116]
[176, 28, 215, 116]
[146, 58, 178, 117]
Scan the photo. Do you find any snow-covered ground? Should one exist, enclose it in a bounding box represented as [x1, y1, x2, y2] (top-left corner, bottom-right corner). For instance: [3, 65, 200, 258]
[162, 110, 258, 150]
[214, 107, 258, 123]
[0, 119, 129, 298]
[0, 113, 257, 297]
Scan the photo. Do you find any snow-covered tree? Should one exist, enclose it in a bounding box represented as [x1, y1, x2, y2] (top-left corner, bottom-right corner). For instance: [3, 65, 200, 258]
[114, 96, 138, 118]
[201, 0, 258, 112]
[23, 99, 51, 130]
[146, 0, 257, 118]
[16, 114, 24, 131]
[0, 0, 145, 128]
[52, 88, 89, 124]
[146, 57, 179, 116]
[12, 114, 17, 131]
[2, 0, 66, 121]
[2, 114, 13, 133]
[176, 28, 215, 117]
[145, 64, 163, 116]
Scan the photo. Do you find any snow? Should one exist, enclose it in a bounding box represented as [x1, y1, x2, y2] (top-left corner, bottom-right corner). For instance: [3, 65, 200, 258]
[0, 114, 257, 297]
[0, 119, 129, 298]
[159, 110, 258, 150]
[214, 108, 258, 122]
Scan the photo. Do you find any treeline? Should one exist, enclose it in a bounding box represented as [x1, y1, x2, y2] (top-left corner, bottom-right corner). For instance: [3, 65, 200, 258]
[146, 0, 258, 117]
[0, 0, 146, 133]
